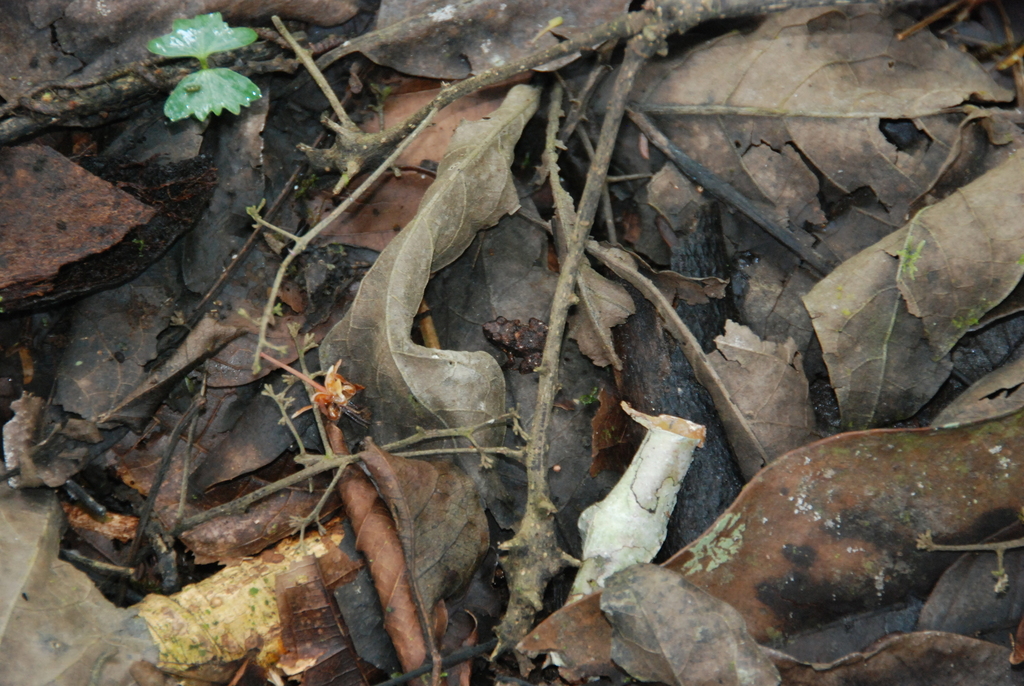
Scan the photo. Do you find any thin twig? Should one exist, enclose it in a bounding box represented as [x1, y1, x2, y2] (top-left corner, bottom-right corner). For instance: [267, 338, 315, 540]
[272, 17, 358, 132]
[586, 239, 768, 479]
[170, 419, 514, 535]
[372, 639, 498, 686]
[177, 372, 207, 523]
[127, 396, 206, 565]
[172, 451, 355, 535]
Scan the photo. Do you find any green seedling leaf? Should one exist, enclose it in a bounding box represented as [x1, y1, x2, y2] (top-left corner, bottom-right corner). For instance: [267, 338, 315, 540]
[147, 13, 257, 67]
[163, 68, 261, 122]
[148, 13, 262, 122]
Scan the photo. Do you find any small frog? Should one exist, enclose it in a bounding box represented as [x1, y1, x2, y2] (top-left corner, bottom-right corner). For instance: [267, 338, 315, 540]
[482, 316, 548, 373]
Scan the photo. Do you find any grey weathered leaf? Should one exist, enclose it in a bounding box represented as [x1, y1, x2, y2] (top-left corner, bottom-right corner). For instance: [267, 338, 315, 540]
[708, 321, 816, 459]
[321, 85, 540, 449]
[602, 564, 779, 686]
[892, 153, 1024, 359]
[802, 229, 952, 429]
[0, 484, 156, 685]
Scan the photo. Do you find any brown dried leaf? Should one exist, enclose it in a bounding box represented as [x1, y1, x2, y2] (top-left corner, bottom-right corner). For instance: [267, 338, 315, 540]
[932, 355, 1024, 427]
[602, 565, 779, 686]
[0, 144, 156, 312]
[568, 265, 635, 369]
[589, 388, 634, 477]
[522, 409, 1024, 676]
[767, 632, 1021, 685]
[339, 465, 425, 672]
[632, 6, 1011, 237]
[276, 554, 367, 686]
[98, 315, 247, 430]
[708, 321, 817, 459]
[321, 85, 539, 449]
[892, 154, 1024, 358]
[360, 445, 489, 613]
[802, 228, 952, 429]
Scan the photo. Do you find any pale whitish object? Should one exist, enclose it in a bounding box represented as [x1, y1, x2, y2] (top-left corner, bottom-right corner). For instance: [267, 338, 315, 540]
[568, 402, 705, 602]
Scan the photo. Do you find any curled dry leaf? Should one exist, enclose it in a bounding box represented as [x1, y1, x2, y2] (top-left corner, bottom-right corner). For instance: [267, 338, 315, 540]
[603, 565, 779, 686]
[321, 85, 540, 456]
[339, 464, 425, 673]
[339, 445, 488, 673]
[359, 443, 490, 633]
[568, 264, 635, 369]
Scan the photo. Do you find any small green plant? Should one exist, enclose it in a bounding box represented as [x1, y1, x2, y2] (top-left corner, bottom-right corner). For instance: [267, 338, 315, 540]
[147, 13, 262, 122]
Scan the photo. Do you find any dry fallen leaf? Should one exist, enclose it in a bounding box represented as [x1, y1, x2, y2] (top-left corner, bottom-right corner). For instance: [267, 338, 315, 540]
[0, 144, 156, 312]
[891, 153, 1024, 360]
[339, 464, 425, 673]
[522, 408, 1024, 677]
[708, 320, 817, 459]
[766, 632, 1022, 685]
[802, 227, 952, 429]
[603, 565, 779, 686]
[360, 0, 629, 79]
[321, 84, 539, 458]
[631, 5, 1011, 242]
[1, 484, 156, 685]
[568, 264, 635, 369]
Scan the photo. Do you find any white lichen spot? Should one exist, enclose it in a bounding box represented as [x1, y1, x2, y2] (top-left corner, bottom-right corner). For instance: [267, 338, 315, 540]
[874, 569, 886, 595]
[989, 445, 1003, 455]
[429, 5, 457, 21]
[998, 456, 1011, 470]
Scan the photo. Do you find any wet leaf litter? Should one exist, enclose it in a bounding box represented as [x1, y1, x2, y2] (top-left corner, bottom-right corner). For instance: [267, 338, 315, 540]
[4, 1, 1024, 685]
